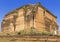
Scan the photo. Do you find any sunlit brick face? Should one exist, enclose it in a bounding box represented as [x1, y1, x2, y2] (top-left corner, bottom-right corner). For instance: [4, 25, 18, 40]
[1, 4, 58, 34]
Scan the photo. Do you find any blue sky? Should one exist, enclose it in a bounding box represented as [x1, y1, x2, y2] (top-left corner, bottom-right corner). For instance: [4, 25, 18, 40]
[0, 0, 60, 31]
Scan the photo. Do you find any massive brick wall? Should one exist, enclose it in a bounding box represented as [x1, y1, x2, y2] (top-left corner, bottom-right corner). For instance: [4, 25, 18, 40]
[34, 7, 45, 32]
[1, 3, 58, 33]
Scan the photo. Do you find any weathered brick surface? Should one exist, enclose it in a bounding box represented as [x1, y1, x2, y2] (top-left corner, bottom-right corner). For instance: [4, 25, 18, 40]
[0, 35, 60, 42]
[1, 3, 58, 33]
